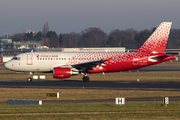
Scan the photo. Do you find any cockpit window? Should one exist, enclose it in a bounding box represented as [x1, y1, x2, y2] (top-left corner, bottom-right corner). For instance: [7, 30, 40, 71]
[12, 57, 21, 60]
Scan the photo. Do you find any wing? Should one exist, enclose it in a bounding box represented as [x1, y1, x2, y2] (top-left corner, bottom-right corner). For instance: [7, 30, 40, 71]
[71, 59, 107, 71]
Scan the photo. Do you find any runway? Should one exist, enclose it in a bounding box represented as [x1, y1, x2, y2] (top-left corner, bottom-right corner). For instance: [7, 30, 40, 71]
[0, 80, 180, 91]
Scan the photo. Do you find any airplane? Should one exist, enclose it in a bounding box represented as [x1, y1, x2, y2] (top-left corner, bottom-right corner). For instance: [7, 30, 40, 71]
[4, 22, 175, 82]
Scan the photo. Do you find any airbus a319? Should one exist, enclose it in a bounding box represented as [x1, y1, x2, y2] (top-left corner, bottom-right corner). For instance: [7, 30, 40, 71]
[4, 22, 175, 82]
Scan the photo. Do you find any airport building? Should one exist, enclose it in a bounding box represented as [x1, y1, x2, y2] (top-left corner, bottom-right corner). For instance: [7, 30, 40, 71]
[0, 41, 3, 62]
[1, 39, 42, 56]
[62, 47, 125, 52]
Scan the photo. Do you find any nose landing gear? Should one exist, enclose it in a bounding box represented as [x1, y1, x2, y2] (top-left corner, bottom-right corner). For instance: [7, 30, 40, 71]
[27, 77, 32, 82]
[27, 72, 33, 82]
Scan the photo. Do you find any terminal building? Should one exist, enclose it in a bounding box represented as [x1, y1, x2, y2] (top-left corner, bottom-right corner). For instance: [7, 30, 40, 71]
[0, 39, 42, 62]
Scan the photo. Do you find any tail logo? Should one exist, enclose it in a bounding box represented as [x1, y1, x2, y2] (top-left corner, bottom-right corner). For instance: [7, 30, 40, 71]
[135, 22, 172, 53]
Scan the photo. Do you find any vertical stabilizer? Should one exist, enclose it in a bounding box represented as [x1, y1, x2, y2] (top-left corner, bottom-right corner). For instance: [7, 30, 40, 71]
[134, 22, 172, 53]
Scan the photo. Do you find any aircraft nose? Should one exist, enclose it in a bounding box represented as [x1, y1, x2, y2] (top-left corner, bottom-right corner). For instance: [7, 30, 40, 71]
[4, 62, 10, 70]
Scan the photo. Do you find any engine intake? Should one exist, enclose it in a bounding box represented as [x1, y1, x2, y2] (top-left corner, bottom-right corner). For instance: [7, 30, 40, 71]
[53, 67, 79, 79]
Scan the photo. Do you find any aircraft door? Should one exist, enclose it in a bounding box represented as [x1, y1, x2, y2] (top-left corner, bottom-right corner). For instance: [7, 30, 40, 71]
[27, 54, 33, 65]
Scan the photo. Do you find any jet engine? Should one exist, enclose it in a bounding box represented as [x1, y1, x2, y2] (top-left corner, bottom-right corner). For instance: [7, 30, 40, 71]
[53, 67, 79, 79]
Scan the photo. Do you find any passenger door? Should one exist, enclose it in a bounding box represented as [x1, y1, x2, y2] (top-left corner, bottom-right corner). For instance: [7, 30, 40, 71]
[27, 54, 33, 65]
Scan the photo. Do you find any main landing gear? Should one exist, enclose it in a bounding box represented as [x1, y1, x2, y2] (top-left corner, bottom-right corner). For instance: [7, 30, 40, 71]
[82, 71, 89, 82]
[27, 72, 32, 82]
[83, 76, 89, 82]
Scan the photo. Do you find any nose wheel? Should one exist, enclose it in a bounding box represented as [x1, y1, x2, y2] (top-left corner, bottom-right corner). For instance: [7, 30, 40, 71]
[27, 72, 33, 82]
[27, 77, 32, 82]
[83, 76, 89, 82]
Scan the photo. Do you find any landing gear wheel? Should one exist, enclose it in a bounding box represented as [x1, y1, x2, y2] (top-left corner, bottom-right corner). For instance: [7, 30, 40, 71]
[27, 77, 32, 82]
[83, 76, 89, 82]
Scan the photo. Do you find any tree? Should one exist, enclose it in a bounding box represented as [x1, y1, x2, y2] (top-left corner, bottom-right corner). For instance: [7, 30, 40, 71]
[134, 29, 151, 48]
[78, 28, 107, 47]
[167, 29, 180, 48]
[42, 22, 49, 37]
[42, 38, 50, 47]
[11, 33, 23, 42]
[25, 32, 34, 41]
[46, 31, 59, 47]
[107, 30, 122, 47]
[107, 29, 138, 49]
[59, 32, 81, 48]
[34, 31, 43, 41]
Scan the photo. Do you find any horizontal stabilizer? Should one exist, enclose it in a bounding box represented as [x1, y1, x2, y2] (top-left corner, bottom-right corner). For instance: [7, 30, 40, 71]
[150, 55, 172, 61]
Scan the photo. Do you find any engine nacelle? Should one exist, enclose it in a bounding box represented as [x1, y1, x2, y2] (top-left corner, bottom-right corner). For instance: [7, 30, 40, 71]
[53, 67, 78, 79]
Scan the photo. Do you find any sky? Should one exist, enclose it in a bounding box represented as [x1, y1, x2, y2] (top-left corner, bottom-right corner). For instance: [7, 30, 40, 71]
[0, 0, 180, 36]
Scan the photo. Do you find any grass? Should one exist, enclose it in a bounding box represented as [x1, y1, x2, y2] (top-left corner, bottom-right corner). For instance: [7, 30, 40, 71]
[0, 102, 180, 119]
[0, 88, 180, 102]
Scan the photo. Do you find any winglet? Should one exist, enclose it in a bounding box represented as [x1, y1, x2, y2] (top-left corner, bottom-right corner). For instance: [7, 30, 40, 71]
[134, 22, 172, 53]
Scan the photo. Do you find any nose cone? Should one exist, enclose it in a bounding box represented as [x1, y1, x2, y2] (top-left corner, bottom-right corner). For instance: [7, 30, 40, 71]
[4, 62, 11, 70]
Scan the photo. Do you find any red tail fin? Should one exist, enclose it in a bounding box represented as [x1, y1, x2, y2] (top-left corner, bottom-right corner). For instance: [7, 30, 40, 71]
[134, 22, 172, 53]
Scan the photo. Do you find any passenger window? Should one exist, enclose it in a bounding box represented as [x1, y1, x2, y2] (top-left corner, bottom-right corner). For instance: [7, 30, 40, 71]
[69, 58, 70, 60]
[51, 58, 53, 60]
[40, 58, 42, 60]
[64, 58, 66, 60]
[37, 58, 39, 60]
[62, 58, 63, 60]
[48, 58, 50, 60]
[45, 58, 47, 60]
[56, 58, 58, 60]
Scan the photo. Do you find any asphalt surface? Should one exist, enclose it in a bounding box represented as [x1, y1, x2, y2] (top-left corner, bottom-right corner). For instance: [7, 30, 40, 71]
[43, 97, 180, 103]
[0, 80, 180, 91]
[1, 97, 179, 104]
